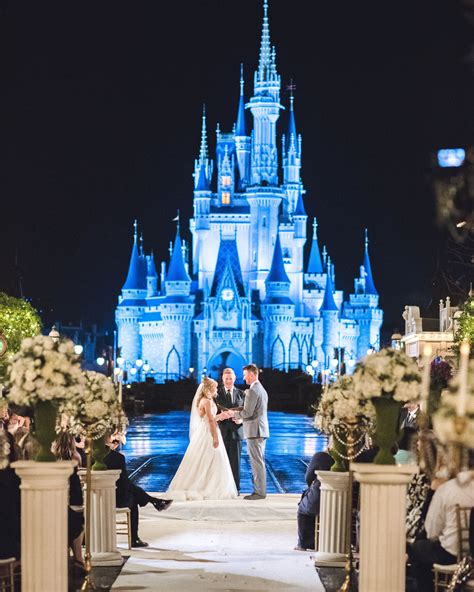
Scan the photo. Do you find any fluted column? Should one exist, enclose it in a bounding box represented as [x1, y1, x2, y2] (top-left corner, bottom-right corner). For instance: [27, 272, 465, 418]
[12, 460, 76, 592]
[313, 470, 350, 567]
[351, 463, 418, 592]
[80, 470, 123, 566]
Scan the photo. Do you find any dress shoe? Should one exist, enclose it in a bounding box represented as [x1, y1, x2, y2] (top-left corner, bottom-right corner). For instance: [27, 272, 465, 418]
[294, 546, 315, 552]
[151, 498, 173, 512]
[243, 493, 266, 500]
[131, 539, 149, 548]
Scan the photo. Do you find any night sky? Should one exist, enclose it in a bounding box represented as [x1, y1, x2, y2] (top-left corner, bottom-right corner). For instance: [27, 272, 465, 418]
[1, 0, 471, 338]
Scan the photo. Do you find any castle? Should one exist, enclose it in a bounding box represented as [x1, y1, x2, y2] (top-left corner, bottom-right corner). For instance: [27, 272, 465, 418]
[115, 0, 383, 381]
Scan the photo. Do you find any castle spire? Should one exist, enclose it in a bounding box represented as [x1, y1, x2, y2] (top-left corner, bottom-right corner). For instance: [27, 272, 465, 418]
[266, 234, 290, 284]
[293, 191, 306, 216]
[235, 64, 246, 136]
[320, 271, 338, 312]
[195, 162, 210, 191]
[258, 0, 272, 82]
[308, 218, 323, 274]
[122, 220, 147, 291]
[363, 229, 378, 295]
[198, 104, 208, 164]
[287, 87, 297, 145]
[167, 223, 191, 282]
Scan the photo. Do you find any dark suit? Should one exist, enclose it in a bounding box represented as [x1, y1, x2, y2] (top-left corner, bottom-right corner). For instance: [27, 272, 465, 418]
[399, 407, 420, 430]
[104, 448, 151, 541]
[216, 385, 244, 492]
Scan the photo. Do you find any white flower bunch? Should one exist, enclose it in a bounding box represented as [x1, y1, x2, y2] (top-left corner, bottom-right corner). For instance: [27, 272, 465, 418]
[64, 370, 127, 438]
[315, 375, 376, 435]
[352, 348, 421, 402]
[432, 360, 474, 447]
[7, 335, 84, 407]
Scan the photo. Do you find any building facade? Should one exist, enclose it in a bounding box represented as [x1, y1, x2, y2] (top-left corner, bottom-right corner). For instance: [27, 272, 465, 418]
[115, 0, 383, 381]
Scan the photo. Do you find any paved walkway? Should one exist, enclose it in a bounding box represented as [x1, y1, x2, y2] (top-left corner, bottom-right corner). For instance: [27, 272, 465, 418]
[112, 495, 324, 591]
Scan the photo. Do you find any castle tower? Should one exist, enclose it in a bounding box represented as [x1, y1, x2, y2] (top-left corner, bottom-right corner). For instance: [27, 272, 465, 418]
[146, 253, 158, 297]
[116, 220, 147, 364]
[345, 229, 383, 358]
[282, 91, 303, 216]
[261, 234, 295, 369]
[159, 223, 194, 378]
[319, 270, 339, 368]
[248, 0, 282, 186]
[234, 65, 251, 189]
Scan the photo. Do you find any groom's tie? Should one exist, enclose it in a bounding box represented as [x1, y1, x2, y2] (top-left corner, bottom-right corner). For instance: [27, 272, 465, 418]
[226, 389, 232, 406]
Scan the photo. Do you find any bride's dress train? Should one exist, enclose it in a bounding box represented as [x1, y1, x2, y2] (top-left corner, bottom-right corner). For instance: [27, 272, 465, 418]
[166, 401, 238, 500]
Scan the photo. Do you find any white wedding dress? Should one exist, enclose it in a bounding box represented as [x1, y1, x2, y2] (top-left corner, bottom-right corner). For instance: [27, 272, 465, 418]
[166, 397, 238, 500]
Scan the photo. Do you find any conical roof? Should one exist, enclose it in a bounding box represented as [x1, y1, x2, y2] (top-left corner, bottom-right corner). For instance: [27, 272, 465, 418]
[167, 227, 191, 282]
[266, 234, 290, 283]
[320, 272, 338, 312]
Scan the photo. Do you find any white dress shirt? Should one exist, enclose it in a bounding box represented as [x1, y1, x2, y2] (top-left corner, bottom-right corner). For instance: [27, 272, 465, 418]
[425, 472, 474, 556]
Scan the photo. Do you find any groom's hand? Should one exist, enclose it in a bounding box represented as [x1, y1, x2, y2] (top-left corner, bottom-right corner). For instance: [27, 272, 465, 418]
[226, 409, 236, 418]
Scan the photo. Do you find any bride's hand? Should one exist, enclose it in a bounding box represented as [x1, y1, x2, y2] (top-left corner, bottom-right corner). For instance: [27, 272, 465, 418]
[213, 437, 219, 449]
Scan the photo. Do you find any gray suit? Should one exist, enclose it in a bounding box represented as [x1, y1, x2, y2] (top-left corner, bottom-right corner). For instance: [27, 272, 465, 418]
[235, 380, 269, 496]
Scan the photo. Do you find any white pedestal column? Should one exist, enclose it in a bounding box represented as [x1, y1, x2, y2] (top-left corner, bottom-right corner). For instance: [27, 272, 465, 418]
[12, 460, 76, 592]
[80, 469, 123, 566]
[351, 463, 418, 592]
[313, 470, 350, 567]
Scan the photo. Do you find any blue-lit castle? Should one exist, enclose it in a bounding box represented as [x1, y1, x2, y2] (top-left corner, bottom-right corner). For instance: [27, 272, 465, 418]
[116, 0, 383, 381]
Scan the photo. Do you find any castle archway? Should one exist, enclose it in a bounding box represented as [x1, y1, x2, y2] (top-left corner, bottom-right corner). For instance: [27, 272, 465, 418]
[206, 349, 248, 381]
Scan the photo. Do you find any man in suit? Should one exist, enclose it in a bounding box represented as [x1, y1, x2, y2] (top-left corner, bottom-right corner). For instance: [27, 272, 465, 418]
[104, 436, 172, 547]
[227, 364, 269, 500]
[216, 367, 244, 493]
[399, 401, 421, 430]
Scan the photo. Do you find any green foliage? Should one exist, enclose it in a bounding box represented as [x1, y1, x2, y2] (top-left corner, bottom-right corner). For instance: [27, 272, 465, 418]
[452, 294, 474, 356]
[0, 292, 42, 380]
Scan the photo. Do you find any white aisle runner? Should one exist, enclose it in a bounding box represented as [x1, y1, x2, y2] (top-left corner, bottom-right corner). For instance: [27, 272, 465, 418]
[112, 494, 324, 591]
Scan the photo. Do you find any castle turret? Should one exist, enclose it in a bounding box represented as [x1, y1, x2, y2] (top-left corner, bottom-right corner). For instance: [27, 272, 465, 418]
[282, 90, 303, 216]
[319, 270, 339, 368]
[193, 105, 213, 189]
[116, 220, 147, 365]
[248, 0, 282, 186]
[307, 218, 323, 274]
[345, 229, 383, 358]
[146, 253, 158, 297]
[261, 234, 295, 369]
[159, 223, 194, 378]
[234, 65, 251, 189]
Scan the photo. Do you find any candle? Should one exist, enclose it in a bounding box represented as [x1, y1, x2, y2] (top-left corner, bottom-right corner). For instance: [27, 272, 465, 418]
[420, 344, 432, 412]
[457, 341, 470, 417]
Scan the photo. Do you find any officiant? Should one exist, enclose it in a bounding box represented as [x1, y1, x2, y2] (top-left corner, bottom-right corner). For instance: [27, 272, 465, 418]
[216, 367, 244, 493]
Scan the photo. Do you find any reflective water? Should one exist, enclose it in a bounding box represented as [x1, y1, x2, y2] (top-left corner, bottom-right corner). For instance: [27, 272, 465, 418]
[123, 411, 327, 493]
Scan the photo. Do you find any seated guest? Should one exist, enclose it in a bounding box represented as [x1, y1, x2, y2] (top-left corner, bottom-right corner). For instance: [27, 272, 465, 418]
[295, 450, 334, 551]
[52, 431, 84, 568]
[0, 429, 21, 560]
[104, 434, 173, 547]
[408, 470, 474, 592]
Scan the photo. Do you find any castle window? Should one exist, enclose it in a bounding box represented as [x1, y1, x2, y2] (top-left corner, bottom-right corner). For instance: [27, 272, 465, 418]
[222, 192, 231, 205]
[221, 175, 231, 187]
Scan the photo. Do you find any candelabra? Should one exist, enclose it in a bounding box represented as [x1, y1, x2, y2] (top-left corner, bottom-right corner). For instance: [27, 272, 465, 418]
[332, 416, 369, 592]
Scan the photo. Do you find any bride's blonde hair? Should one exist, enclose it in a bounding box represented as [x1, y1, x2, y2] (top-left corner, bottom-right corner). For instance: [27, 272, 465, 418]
[196, 377, 217, 406]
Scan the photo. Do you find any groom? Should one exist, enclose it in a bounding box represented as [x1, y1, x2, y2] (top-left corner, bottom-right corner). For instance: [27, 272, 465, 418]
[215, 368, 244, 493]
[227, 364, 269, 500]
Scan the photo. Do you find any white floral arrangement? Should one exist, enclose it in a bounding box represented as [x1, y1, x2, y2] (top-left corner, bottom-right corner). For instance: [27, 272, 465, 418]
[352, 348, 421, 402]
[7, 335, 84, 407]
[432, 360, 474, 448]
[63, 370, 127, 438]
[315, 375, 376, 435]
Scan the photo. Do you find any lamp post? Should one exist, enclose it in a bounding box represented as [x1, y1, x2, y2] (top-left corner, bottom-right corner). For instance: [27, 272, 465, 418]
[48, 325, 60, 343]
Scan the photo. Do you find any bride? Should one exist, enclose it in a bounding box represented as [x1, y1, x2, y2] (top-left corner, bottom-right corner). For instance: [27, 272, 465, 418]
[166, 377, 238, 500]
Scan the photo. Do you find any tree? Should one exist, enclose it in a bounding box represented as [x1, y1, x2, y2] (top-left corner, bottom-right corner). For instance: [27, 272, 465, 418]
[0, 292, 42, 379]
